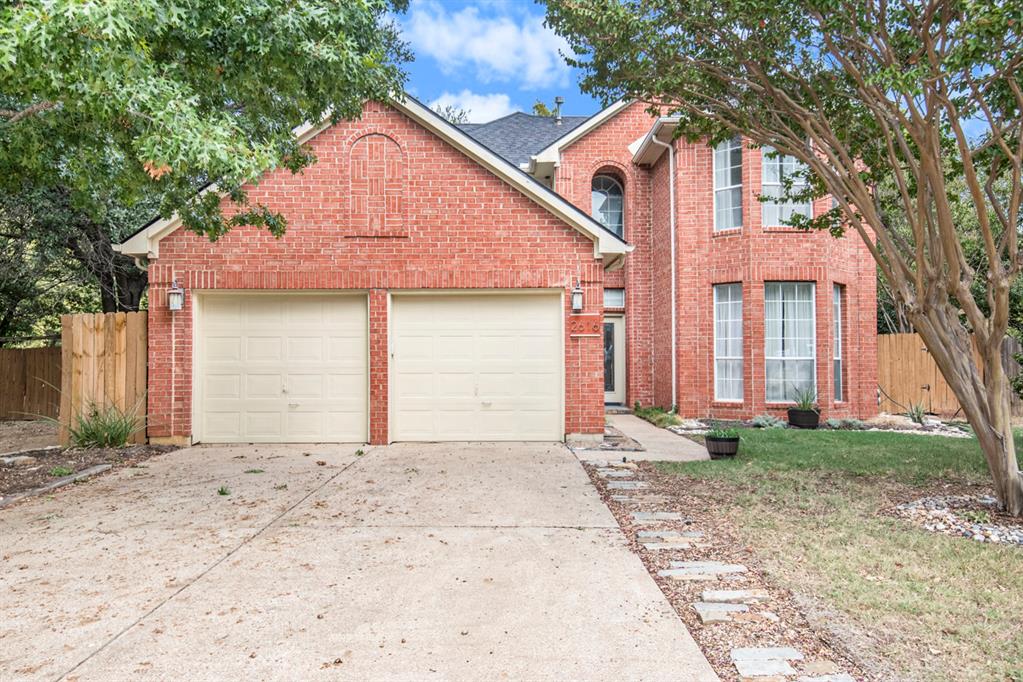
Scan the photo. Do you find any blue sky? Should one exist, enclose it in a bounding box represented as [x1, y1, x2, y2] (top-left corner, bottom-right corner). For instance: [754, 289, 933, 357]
[395, 0, 603, 122]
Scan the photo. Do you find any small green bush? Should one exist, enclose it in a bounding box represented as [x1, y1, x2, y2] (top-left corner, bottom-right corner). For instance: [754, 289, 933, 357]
[826, 418, 867, 430]
[791, 386, 819, 411]
[752, 414, 787, 429]
[706, 427, 740, 439]
[633, 404, 681, 428]
[67, 401, 143, 448]
[217, 486, 230, 496]
[48, 466, 74, 477]
[906, 402, 927, 425]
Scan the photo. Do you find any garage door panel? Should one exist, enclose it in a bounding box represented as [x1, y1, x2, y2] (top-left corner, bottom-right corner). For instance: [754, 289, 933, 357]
[392, 294, 562, 441]
[197, 294, 367, 443]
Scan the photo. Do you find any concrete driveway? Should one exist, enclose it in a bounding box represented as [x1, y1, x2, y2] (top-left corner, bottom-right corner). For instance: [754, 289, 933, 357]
[1, 442, 716, 681]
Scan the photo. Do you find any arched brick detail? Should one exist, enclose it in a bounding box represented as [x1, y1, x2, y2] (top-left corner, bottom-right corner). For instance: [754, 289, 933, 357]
[348, 132, 407, 237]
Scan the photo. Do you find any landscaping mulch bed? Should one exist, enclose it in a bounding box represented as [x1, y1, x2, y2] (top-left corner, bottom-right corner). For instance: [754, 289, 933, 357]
[0, 444, 178, 502]
[584, 461, 884, 682]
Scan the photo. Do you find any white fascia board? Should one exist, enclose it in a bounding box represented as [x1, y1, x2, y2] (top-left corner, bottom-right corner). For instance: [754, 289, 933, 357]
[632, 117, 680, 166]
[118, 98, 630, 262]
[530, 99, 632, 168]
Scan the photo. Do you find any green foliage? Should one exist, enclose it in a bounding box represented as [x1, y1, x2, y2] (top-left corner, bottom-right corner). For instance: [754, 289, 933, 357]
[217, 486, 230, 496]
[432, 104, 470, 124]
[532, 100, 555, 117]
[751, 414, 787, 429]
[633, 404, 681, 428]
[66, 401, 143, 448]
[244, 469, 264, 474]
[791, 387, 819, 412]
[48, 466, 73, 477]
[826, 418, 867, 430]
[0, 0, 409, 241]
[906, 402, 927, 426]
[706, 427, 739, 439]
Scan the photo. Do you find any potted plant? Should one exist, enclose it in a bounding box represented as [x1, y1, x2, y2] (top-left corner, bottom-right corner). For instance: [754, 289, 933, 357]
[705, 428, 740, 459]
[787, 387, 820, 429]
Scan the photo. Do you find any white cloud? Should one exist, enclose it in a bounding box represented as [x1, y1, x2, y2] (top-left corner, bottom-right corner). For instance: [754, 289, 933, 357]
[404, 1, 572, 90]
[430, 90, 518, 123]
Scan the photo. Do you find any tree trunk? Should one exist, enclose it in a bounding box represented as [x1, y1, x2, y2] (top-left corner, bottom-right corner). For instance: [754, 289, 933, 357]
[914, 314, 1023, 516]
[114, 262, 148, 312]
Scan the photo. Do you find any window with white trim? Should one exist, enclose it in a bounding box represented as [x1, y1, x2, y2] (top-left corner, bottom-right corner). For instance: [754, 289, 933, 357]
[714, 284, 743, 401]
[714, 137, 743, 231]
[603, 288, 625, 308]
[761, 147, 812, 226]
[833, 284, 843, 401]
[765, 282, 816, 401]
[591, 175, 624, 237]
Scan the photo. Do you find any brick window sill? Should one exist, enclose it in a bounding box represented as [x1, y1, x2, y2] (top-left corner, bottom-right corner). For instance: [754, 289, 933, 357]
[712, 228, 742, 238]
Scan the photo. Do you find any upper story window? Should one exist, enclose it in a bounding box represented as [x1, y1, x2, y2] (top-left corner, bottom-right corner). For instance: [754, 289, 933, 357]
[591, 175, 624, 237]
[714, 137, 743, 231]
[761, 147, 812, 226]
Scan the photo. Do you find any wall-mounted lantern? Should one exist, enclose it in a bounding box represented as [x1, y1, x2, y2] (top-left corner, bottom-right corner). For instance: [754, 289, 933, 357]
[168, 280, 185, 312]
[571, 282, 584, 313]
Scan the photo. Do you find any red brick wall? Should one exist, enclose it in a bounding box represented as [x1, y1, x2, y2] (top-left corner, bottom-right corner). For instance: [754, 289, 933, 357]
[556, 113, 877, 420]
[147, 101, 606, 443]
[557, 102, 660, 407]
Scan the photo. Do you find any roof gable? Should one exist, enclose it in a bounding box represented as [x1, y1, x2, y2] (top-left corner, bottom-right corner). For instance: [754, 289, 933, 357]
[117, 96, 630, 266]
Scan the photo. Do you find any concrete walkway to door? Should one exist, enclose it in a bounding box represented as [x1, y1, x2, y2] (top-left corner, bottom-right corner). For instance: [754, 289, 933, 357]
[0, 442, 717, 681]
[602, 413, 709, 462]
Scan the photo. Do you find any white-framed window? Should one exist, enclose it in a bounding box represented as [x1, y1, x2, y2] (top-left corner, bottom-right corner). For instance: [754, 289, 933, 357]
[714, 137, 743, 231]
[765, 282, 816, 401]
[713, 283, 744, 401]
[603, 288, 625, 308]
[591, 175, 624, 237]
[833, 284, 843, 402]
[761, 147, 812, 226]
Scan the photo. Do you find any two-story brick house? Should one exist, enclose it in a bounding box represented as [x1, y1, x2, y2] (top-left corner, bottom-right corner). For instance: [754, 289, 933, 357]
[118, 97, 876, 446]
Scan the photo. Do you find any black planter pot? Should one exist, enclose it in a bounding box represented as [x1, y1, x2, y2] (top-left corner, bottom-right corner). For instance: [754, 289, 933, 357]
[705, 436, 740, 459]
[787, 408, 820, 429]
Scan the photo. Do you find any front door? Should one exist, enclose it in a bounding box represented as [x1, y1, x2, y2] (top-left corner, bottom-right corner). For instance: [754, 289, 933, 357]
[603, 315, 626, 404]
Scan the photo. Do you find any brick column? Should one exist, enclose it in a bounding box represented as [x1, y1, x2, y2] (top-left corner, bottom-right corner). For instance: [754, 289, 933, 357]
[368, 289, 389, 444]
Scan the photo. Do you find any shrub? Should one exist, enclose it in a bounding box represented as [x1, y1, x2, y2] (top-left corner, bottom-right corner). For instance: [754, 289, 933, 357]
[67, 401, 143, 448]
[906, 402, 927, 425]
[826, 418, 867, 430]
[633, 404, 682, 428]
[706, 427, 740, 439]
[791, 386, 819, 411]
[752, 414, 787, 429]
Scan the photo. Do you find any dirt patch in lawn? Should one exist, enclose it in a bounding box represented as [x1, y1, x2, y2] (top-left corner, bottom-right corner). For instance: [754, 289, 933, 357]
[0, 420, 59, 453]
[0, 444, 179, 502]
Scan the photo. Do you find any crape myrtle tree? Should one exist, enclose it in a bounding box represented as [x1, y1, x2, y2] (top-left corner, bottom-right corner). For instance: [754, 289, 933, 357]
[545, 0, 1023, 514]
[0, 0, 409, 242]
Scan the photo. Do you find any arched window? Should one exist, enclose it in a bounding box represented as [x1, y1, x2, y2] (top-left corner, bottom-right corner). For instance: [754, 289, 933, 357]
[591, 175, 624, 237]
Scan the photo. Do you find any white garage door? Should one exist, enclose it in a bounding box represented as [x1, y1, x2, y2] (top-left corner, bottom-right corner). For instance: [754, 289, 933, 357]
[196, 294, 367, 443]
[392, 293, 563, 441]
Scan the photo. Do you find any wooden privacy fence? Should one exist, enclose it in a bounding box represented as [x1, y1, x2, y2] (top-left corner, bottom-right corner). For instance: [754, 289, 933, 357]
[0, 346, 62, 420]
[878, 333, 1023, 417]
[59, 312, 147, 445]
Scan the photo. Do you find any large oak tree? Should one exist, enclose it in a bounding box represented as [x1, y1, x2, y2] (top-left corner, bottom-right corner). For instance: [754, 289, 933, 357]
[545, 0, 1023, 514]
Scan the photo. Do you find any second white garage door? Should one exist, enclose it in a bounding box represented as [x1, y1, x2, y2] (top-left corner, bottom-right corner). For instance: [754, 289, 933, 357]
[196, 293, 367, 443]
[391, 293, 563, 441]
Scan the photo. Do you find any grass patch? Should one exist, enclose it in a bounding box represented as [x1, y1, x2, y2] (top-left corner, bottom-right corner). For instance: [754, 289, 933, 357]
[658, 429, 1023, 682]
[633, 404, 683, 428]
[65, 401, 144, 448]
[48, 466, 73, 477]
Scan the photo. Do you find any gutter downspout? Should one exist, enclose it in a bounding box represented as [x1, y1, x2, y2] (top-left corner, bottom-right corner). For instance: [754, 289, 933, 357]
[649, 132, 677, 411]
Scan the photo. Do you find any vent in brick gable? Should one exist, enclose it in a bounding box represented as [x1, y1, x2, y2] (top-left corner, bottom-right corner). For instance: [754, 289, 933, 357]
[348, 133, 407, 237]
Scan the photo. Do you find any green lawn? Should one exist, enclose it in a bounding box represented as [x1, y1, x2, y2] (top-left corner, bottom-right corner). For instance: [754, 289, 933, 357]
[659, 428, 1023, 682]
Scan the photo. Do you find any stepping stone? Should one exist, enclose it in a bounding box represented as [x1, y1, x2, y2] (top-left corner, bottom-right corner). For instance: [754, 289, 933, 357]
[656, 570, 719, 582]
[637, 529, 703, 539]
[610, 495, 637, 503]
[731, 648, 803, 676]
[607, 481, 649, 490]
[801, 661, 842, 676]
[731, 647, 803, 662]
[596, 469, 635, 478]
[796, 675, 855, 682]
[670, 560, 747, 573]
[693, 601, 748, 623]
[631, 511, 683, 522]
[641, 541, 707, 551]
[702, 588, 770, 604]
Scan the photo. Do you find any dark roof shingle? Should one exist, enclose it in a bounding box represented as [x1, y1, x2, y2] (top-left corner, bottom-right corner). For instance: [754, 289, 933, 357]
[457, 112, 590, 166]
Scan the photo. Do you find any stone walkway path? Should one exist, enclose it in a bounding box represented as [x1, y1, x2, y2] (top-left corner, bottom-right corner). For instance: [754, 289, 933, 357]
[585, 458, 862, 681]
